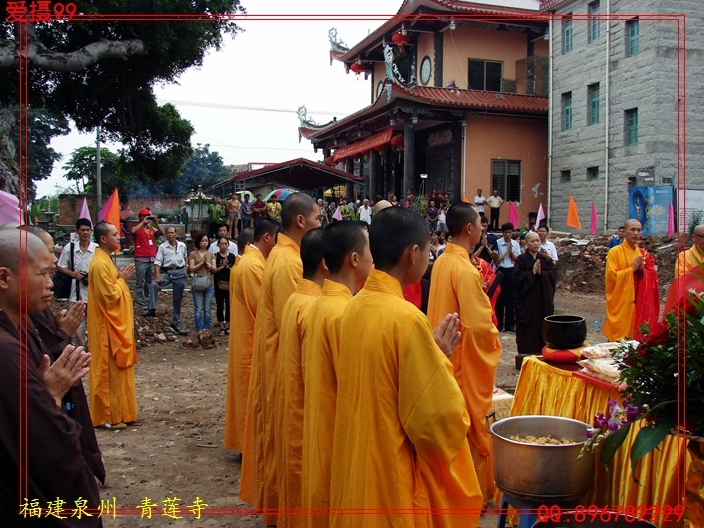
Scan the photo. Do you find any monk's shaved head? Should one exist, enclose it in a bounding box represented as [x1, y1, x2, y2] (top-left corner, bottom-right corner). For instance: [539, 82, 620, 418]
[446, 202, 479, 237]
[0, 230, 46, 272]
[301, 227, 325, 280]
[281, 193, 317, 230]
[370, 207, 429, 270]
[253, 219, 278, 243]
[624, 219, 642, 229]
[694, 224, 704, 237]
[94, 221, 112, 243]
[525, 231, 540, 243]
[373, 200, 391, 215]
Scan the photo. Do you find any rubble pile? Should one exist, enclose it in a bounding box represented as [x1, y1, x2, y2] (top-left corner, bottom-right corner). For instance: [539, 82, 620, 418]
[552, 233, 680, 295]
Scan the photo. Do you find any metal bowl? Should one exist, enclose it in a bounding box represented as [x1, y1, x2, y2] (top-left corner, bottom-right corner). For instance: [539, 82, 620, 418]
[543, 315, 587, 350]
[489, 415, 594, 502]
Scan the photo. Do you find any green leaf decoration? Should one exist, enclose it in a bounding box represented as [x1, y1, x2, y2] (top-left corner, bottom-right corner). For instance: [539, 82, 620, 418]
[630, 420, 677, 484]
[599, 422, 632, 470]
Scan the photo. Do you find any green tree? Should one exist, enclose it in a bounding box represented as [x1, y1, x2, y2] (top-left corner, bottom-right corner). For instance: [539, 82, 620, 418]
[63, 145, 131, 194]
[0, 0, 245, 195]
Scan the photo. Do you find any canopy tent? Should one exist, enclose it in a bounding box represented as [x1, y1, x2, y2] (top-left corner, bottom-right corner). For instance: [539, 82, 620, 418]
[209, 158, 363, 194]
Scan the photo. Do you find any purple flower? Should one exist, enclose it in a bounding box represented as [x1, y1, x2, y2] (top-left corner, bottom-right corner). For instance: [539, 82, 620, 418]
[586, 429, 594, 438]
[593, 411, 608, 429]
[623, 400, 642, 423]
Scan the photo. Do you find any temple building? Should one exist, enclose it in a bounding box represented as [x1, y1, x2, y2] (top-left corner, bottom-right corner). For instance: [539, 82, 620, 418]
[299, 0, 550, 229]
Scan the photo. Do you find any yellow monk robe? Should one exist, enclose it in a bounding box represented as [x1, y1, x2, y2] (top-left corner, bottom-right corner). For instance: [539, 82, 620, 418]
[603, 242, 642, 341]
[274, 279, 322, 528]
[330, 270, 482, 528]
[224, 245, 265, 451]
[301, 279, 352, 528]
[676, 245, 704, 277]
[86, 248, 138, 426]
[427, 243, 501, 502]
[239, 233, 302, 525]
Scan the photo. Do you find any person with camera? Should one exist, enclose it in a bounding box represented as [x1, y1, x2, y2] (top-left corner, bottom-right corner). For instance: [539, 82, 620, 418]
[131, 208, 164, 316]
[56, 218, 97, 348]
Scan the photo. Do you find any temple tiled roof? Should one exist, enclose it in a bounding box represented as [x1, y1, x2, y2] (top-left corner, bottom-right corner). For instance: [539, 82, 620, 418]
[400, 85, 548, 113]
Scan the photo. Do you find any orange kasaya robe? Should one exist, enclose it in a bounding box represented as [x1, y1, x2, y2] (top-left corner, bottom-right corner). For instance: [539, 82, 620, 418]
[604, 242, 659, 341]
[676, 245, 704, 277]
[224, 245, 265, 452]
[86, 247, 137, 426]
[301, 279, 353, 528]
[330, 269, 482, 528]
[239, 234, 302, 526]
[274, 279, 322, 528]
[427, 243, 502, 503]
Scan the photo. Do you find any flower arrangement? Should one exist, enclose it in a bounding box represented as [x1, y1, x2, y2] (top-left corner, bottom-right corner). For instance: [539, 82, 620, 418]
[581, 287, 704, 482]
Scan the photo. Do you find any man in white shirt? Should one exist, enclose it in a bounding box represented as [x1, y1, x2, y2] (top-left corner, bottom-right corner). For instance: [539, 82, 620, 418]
[537, 225, 558, 265]
[486, 190, 504, 232]
[495, 222, 521, 332]
[56, 218, 97, 348]
[149, 227, 188, 334]
[474, 189, 487, 214]
[359, 198, 373, 224]
[209, 224, 238, 255]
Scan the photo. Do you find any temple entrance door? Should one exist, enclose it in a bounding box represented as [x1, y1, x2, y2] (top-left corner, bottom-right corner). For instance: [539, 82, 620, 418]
[425, 147, 453, 197]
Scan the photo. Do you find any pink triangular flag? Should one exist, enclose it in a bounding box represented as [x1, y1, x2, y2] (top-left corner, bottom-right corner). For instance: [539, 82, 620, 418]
[589, 202, 598, 235]
[508, 202, 519, 229]
[668, 202, 675, 237]
[78, 197, 93, 227]
[332, 205, 342, 221]
[98, 189, 120, 229]
[535, 203, 545, 229]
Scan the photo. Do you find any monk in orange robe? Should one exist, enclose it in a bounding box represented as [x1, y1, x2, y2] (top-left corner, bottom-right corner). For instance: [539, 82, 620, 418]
[274, 228, 327, 528]
[330, 207, 482, 528]
[427, 203, 502, 503]
[301, 222, 373, 528]
[604, 219, 660, 341]
[87, 221, 138, 428]
[239, 194, 321, 524]
[224, 223, 277, 452]
[676, 224, 704, 277]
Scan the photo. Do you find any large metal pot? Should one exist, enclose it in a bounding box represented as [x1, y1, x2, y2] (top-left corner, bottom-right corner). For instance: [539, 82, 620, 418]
[543, 315, 587, 349]
[488, 415, 594, 502]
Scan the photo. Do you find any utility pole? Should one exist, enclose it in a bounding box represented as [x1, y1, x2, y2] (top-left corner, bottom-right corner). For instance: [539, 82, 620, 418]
[96, 126, 102, 207]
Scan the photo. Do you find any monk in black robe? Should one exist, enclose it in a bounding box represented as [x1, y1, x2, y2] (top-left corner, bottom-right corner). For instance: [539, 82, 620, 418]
[513, 231, 557, 355]
[0, 230, 101, 527]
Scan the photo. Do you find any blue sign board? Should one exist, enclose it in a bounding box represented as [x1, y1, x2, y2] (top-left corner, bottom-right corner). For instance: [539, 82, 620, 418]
[628, 186, 674, 235]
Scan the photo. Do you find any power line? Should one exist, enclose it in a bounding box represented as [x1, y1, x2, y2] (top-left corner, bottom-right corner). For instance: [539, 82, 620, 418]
[161, 99, 345, 117]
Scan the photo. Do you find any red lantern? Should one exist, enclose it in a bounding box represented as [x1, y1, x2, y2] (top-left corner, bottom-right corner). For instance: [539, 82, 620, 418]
[325, 156, 335, 166]
[391, 32, 410, 52]
[390, 135, 405, 151]
[350, 62, 365, 75]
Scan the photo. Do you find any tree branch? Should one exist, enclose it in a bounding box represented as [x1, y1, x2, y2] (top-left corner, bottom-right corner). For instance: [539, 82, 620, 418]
[0, 34, 146, 71]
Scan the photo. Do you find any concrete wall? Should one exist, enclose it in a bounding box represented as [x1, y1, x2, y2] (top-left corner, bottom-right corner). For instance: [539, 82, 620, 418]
[465, 114, 549, 228]
[59, 194, 185, 225]
[549, 0, 703, 233]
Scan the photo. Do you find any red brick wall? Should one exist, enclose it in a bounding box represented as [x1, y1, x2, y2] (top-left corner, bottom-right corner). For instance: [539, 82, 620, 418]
[58, 194, 184, 225]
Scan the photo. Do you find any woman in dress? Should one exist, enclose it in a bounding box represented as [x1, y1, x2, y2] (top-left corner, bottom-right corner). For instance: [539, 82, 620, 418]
[188, 233, 214, 333]
[513, 231, 557, 355]
[213, 237, 236, 335]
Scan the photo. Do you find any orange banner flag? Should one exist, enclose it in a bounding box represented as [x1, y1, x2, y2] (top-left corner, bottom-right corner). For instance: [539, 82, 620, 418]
[566, 195, 582, 230]
[99, 189, 120, 230]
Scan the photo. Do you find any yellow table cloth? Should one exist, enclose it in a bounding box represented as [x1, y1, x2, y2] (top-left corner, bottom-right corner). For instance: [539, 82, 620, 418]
[510, 356, 690, 527]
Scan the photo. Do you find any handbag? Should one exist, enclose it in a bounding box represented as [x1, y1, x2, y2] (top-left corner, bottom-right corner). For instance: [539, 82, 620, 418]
[52, 242, 74, 299]
[218, 280, 229, 291]
[192, 272, 210, 291]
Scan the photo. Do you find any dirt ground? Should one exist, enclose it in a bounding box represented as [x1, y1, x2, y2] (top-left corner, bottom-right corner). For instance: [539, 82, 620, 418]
[59, 245, 670, 526]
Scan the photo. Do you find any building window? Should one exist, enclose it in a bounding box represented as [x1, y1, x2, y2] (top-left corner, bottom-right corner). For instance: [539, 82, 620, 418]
[587, 83, 600, 125]
[560, 170, 571, 183]
[468, 59, 502, 91]
[625, 108, 638, 145]
[562, 92, 572, 131]
[588, 1, 600, 42]
[587, 166, 599, 181]
[626, 19, 639, 56]
[492, 160, 521, 202]
[562, 14, 573, 54]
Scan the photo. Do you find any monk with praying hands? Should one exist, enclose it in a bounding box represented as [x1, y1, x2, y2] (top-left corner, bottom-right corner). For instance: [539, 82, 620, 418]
[329, 206, 483, 528]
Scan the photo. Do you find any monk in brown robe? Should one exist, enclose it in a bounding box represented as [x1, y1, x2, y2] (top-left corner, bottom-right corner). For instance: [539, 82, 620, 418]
[0, 230, 100, 526]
